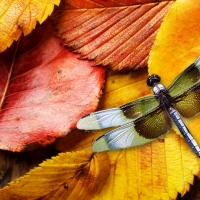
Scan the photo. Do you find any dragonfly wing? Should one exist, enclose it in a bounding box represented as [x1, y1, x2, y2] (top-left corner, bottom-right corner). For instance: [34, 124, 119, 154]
[77, 108, 133, 130]
[134, 107, 172, 139]
[92, 107, 172, 152]
[173, 83, 200, 118]
[77, 96, 158, 130]
[168, 57, 200, 97]
[92, 123, 154, 152]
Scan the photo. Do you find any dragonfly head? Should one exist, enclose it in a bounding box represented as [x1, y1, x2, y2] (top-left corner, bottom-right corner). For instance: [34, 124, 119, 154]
[147, 74, 161, 87]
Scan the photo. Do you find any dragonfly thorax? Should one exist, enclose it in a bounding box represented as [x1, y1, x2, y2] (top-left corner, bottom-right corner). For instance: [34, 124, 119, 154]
[153, 83, 172, 109]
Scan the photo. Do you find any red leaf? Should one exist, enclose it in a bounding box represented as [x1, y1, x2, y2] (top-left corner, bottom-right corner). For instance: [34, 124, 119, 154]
[0, 21, 105, 152]
[53, 0, 174, 70]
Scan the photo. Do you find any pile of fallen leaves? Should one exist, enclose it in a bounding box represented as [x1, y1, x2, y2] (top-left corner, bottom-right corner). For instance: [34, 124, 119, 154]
[0, 0, 200, 199]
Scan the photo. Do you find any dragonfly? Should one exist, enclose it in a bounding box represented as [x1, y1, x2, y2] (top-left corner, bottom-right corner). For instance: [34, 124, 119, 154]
[77, 57, 200, 157]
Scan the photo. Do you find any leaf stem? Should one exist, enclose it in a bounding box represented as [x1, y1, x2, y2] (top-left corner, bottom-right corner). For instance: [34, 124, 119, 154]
[0, 36, 21, 110]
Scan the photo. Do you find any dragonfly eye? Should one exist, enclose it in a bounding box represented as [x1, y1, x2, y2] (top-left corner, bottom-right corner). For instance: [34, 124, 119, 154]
[147, 74, 161, 87]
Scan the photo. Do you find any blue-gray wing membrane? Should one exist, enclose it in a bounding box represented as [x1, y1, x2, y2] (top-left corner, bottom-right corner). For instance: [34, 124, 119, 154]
[77, 96, 159, 130]
[92, 107, 172, 152]
[92, 122, 154, 152]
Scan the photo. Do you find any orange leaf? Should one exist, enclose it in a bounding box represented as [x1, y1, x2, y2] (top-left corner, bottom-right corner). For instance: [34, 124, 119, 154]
[0, 21, 105, 152]
[53, 0, 174, 70]
[0, 0, 60, 53]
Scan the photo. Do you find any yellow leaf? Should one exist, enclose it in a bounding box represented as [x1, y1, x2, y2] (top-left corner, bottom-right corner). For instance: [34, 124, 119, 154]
[149, 0, 200, 197]
[0, 149, 110, 200]
[0, 0, 60, 53]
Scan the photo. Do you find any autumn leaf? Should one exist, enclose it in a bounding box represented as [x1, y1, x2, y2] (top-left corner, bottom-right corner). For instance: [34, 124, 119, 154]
[0, 150, 111, 200]
[0, 0, 60, 53]
[53, 0, 174, 71]
[0, 21, 105, 152]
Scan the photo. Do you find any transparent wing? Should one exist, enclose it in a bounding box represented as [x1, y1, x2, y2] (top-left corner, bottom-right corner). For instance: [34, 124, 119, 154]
[77, 96, 159, 130]
[173, 83, 200, 118]
[168, 57, 200, 97]
[92, 107, 172, 152]
[92, 123, 154, 152]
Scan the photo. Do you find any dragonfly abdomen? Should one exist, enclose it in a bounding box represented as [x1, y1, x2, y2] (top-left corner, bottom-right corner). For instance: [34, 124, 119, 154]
[168, 107, 200, 157]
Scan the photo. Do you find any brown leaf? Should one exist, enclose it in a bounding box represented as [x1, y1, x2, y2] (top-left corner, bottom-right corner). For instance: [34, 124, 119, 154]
[0, 21, 105, 152]
[53, 0, 174, 70]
